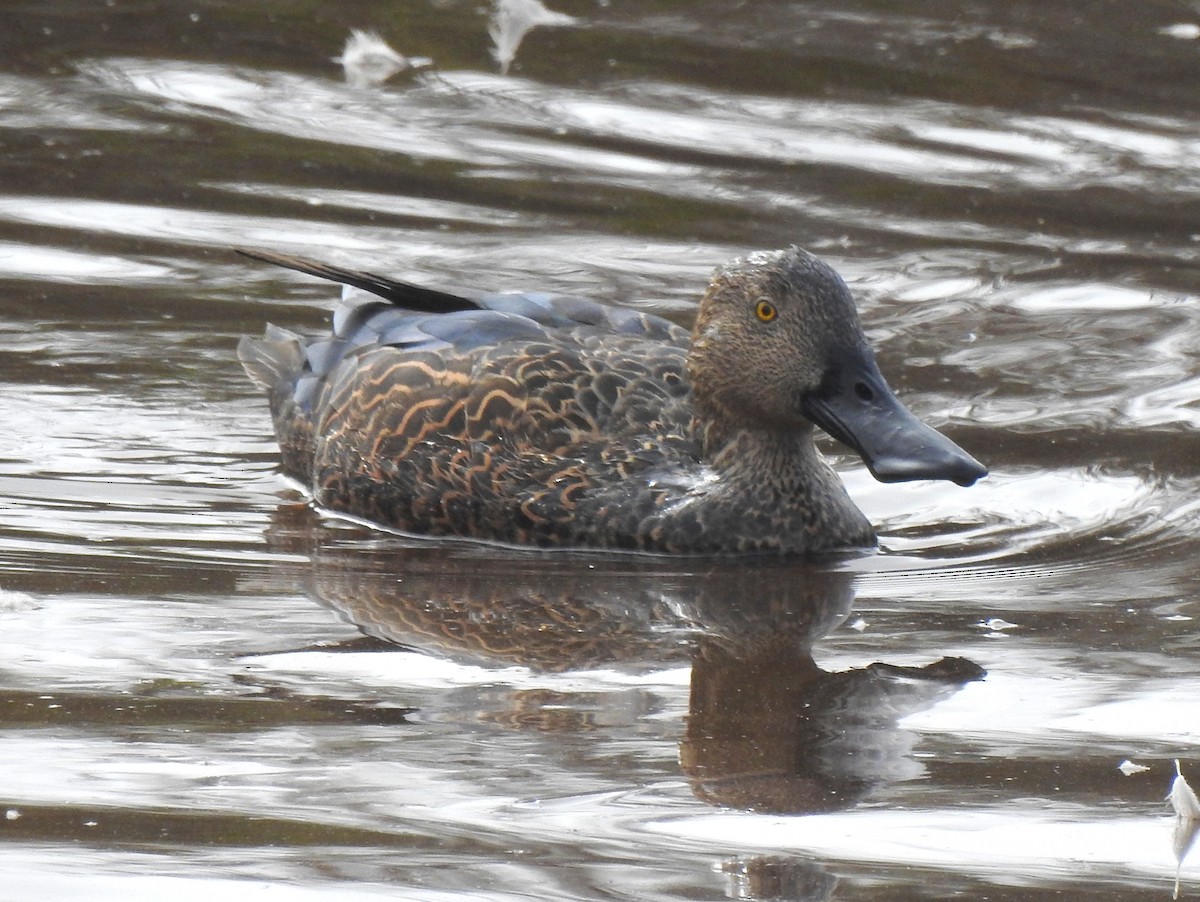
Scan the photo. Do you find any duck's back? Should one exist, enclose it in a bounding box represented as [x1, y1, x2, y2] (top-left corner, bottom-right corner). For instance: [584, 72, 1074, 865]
[240, 287, 704, 549]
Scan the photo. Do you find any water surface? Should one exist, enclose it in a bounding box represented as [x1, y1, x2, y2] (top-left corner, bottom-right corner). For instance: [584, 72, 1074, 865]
[2, 1, 1200, 899]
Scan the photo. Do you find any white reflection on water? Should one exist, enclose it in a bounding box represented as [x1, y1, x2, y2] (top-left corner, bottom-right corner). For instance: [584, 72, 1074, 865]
[0, 241, 174, 283]
[850, 466, 1183, 562]
[0, 593, 347, 692]
[1008, 282, 1167, 312]
[0, 195, 410, 256]
[650, 807, 1193, 885]
[8, 871, 391, 902]
[0, 73, 161, 132]
[209, 182, 550, 227]
[248, 648, 691, 696]
[0, 195, 725, 300]
[898, 659, 1200, 746]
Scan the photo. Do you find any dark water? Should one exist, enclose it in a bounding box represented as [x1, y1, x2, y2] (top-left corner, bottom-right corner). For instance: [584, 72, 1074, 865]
[2, 1, 1200, 899]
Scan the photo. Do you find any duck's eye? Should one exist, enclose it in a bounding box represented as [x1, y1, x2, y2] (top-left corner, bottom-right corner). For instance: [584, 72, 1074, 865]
[755, 300, 777, 322]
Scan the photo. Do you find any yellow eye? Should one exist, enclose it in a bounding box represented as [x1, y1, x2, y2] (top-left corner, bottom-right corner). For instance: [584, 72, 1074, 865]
[755, 300, 777, 322]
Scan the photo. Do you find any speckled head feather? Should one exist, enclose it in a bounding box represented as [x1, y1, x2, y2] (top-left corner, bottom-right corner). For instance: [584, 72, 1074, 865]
[238, 246, 985, 555]
[689, 248, 860, 432]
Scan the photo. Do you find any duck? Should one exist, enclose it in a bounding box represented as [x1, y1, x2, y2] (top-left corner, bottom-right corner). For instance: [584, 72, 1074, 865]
[238, 245, 985, 554]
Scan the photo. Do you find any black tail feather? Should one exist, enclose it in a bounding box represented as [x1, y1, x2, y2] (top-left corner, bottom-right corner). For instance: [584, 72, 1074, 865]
[237, 248, 480, 314]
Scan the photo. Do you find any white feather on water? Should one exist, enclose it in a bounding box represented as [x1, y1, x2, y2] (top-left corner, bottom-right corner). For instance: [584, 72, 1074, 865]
[489, 0, 577, 76]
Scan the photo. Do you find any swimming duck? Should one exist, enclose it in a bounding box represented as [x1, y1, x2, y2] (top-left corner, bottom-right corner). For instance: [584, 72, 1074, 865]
[239, 246, 985, 554]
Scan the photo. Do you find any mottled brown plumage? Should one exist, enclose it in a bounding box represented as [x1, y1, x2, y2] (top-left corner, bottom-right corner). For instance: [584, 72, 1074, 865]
[239, 246, 985, 554]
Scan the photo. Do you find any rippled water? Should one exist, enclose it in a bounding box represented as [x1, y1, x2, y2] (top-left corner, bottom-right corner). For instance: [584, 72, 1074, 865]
[3, 2, 1200, 899]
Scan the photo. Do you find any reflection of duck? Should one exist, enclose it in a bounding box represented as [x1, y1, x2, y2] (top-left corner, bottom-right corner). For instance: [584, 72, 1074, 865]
[718, 855, 837, 902]
[683, 642, 983, 813]
[239, 246, 985, 555]
[284, 522, 857, 672]
[287, 533, 984, 814]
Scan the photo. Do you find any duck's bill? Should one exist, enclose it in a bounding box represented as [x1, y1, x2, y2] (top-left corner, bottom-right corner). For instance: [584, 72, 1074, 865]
[802, 350, 987, 487]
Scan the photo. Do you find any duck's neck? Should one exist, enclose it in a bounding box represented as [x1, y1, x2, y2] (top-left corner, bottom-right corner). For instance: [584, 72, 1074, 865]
[690, 400, 875, 552]
[693, 404, 823, 487]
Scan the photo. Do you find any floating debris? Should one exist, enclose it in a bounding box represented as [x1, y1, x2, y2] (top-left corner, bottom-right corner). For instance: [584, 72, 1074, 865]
[334, 30, 430, 87]
[1160, 23, 1200, 40]
[976, 617, 1018, 632]
[1172, 759, 1200, 820]
[1170, 759, 1199, 900]
[1118, 759, 1150, 776]
[489, 0, 576, 76]
[0, 588, 38, 613]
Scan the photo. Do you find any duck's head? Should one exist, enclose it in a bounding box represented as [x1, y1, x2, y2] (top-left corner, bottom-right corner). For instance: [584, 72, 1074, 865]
[688, 247, 986, 487]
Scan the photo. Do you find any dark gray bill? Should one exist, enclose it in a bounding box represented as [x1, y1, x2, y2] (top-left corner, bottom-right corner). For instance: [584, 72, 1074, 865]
[802, 345, 987, 487]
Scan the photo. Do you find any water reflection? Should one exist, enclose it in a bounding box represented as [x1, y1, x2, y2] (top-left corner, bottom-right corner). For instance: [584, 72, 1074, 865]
[282, 521, 983, 816]
[717, 855, 836, 902]
[683, 643, 983, 814]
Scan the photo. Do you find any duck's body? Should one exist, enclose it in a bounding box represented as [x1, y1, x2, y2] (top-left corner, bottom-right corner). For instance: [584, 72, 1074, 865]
[240, 247, 985, 554]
